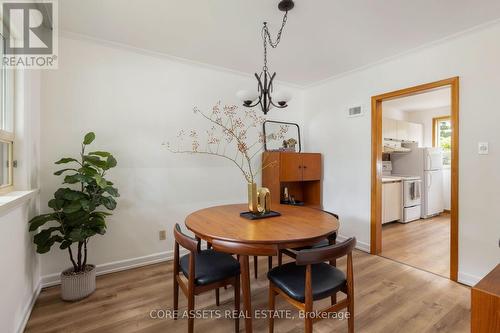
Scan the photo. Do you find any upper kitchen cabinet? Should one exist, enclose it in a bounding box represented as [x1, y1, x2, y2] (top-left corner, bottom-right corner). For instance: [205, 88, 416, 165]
[407, 122, 423, 145]
[383, 118, 423, 145]
[382, 117, 398, 140]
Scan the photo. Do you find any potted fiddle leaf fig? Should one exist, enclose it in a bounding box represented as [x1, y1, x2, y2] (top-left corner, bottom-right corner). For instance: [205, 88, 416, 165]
[29, 132, 119, 301]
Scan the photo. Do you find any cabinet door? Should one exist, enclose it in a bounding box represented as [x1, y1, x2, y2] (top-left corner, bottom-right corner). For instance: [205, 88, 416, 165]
[302, 153, 321, 181]
[383, 182, 402, 223]
[280, 153, 302, 181]
[396, 120, 409, 141]
[408, 122, 423, 146]
[382, 118, 398, 140]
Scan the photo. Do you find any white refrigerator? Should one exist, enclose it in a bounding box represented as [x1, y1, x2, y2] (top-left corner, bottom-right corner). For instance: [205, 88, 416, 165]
[391, 144, 444, 218]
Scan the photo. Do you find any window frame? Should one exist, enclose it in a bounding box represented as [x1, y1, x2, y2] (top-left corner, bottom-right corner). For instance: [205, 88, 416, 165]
[432, 115, 451, 168]
[0, 31, 15, 193]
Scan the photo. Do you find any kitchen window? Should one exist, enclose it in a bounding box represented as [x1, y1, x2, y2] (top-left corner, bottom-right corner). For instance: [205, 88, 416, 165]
[0, 33, 15, 192]
[433, 116, 451, 167]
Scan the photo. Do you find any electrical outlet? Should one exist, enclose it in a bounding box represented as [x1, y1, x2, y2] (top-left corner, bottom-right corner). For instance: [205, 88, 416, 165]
[159, 230, 166, 240]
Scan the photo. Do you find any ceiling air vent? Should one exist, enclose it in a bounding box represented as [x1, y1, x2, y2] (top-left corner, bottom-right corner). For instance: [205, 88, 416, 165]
[347, 105, 364, 118]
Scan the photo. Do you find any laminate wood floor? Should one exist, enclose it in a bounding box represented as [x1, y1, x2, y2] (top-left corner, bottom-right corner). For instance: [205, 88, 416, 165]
[25, 250, 469, 333]
[381, 213, 450, 277]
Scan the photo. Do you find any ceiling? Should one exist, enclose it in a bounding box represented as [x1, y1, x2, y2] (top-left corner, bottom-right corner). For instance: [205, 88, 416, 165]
[382, 87, 451, 113]
[59, 0, 500, 85]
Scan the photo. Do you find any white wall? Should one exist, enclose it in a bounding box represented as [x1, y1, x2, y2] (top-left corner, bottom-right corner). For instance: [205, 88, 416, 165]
[304, 22, 500, 284]
[39, 36, 305, 280]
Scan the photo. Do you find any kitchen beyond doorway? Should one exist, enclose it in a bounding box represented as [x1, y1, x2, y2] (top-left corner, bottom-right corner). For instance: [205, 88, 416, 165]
[370, 77, 459, 281]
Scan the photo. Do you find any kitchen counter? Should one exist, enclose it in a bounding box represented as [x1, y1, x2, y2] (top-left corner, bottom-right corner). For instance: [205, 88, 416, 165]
[382, 176, 402, 183]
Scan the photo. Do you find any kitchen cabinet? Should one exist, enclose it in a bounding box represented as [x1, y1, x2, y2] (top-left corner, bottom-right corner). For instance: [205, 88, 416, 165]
[382, 117, 398, 140]
[407, 122, 423, 146]
[396, 121, 409, 141]
[382, 118, 423, 145]
[382, 181, 402, 223]
[262, 152, 322, 208]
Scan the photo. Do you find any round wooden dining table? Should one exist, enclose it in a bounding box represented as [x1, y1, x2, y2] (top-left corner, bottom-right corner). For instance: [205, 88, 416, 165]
[185, 203, 339, 333]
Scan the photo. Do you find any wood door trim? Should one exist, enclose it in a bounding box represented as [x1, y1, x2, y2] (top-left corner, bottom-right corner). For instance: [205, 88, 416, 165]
[370, 77, 459, 282]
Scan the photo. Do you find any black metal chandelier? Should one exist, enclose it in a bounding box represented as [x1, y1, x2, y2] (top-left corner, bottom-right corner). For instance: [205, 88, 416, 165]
[237, 0, 294, 115]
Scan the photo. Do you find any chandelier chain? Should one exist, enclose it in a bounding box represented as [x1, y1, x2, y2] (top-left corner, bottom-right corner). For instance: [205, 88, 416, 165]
[262, 11, 288, 71]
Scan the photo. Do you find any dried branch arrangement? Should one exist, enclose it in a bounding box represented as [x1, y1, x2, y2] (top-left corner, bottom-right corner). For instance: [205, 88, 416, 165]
[166, 102, 289, 183]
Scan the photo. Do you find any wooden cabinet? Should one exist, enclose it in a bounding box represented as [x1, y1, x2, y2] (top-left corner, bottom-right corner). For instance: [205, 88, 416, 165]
[262, 152, 322, 208]
[471, 264, 500, 332]
[382, 181, 402, 223]
[279, 153, 321, 182]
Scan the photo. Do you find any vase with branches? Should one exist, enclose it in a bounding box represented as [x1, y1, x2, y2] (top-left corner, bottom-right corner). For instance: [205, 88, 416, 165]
[166, 102, 288, 213]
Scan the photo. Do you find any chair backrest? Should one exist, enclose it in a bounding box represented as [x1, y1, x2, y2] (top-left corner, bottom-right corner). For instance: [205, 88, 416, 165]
[295, 237, 356, 266]
[173, 223, 200, 252]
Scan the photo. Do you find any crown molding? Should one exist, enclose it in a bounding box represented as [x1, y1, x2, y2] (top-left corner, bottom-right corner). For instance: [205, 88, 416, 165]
[303, 17, 500, 90]
[60, 30, 305, 89]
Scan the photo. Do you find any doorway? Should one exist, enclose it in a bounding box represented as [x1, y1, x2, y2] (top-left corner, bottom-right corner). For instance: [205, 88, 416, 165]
[370, 77, 459, 281]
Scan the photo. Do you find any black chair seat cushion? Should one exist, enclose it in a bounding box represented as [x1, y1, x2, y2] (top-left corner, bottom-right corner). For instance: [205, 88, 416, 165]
[180, 249, 240, 285]
[268, 262, 346, 303]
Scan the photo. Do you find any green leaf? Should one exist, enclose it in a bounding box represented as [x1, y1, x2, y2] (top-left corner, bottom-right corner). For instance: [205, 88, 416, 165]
[79, 166, 98, 176]
[62, 201, 81, 214]
[63, 174, 80, 184]
[55, 157, 78, 165]
[94, 174, 108, 189]
[69, 228, 86, 242]
[83, 132, 96, 145]
[64, 174, 92, 185]
[91, 211, 112, 217]
[89, 151, 110, 157]
[48, 198, 65, 210]
[101, 196, 117, 210]
[34, 227, 61, 245]
[29, 214, 58, 231]
[104, 186, 119, 197]
[83, 155, 107, 169]
[106, 155, 117, 169]
[61, 189, 87, 201]
[59, 240, 72, 250]
[54, 168, 78, 176]
[36, 235, 64, 253]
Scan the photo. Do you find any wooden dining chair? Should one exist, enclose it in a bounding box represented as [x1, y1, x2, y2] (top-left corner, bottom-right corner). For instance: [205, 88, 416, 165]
[278, 211, 339, 265]
[267, 237, 356, 333]
[173, 224, 241, 333]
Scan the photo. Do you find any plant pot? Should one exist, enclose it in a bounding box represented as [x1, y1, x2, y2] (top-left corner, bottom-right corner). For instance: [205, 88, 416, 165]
[60, 264, 96, 301]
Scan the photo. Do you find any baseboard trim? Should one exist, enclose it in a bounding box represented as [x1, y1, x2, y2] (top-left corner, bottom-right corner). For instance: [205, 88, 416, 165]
[458, 271, 481, 286]
[16, 281, 41, 333]
[40, 249, 187, 288]
[336, 234, 370, 253]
